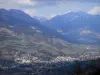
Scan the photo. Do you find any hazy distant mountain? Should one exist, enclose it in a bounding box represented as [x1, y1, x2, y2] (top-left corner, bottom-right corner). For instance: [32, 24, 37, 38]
[44, 12, 100, 44]
[33, 16, 48, 23]
[45, 12, 100, 31]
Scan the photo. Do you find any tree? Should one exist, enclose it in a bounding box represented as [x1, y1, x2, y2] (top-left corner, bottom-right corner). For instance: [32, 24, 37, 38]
[0, 50, 2, 58]
[73, 61, 84, 75]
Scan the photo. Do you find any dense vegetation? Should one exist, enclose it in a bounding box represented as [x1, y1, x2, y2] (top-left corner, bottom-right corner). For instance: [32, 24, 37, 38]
[0, 59, 100, 75]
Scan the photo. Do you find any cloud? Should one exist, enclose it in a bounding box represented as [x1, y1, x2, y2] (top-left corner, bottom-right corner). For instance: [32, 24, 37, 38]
[0, 0, 36, 9]
[32, 0, 62, 6]
[24, 9, 36, 17]
[32, 0, 100, 6]
[0, 0, 37, 17]
[16, 0, 37, 6]
[0, 0, 99, 9]
[0, 0, 99, 17]
[88, 6, 100, 15]
[46, 14, 57, 19]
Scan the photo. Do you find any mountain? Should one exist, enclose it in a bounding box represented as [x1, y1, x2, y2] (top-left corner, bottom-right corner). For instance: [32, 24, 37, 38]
[44, 12, 100, 44]
[0, 9, 41, 27]
[0, 9, 100, 62]
[0, 9, 77, 61]
[1, 9, 99, 44]
[0, 9, 100, 75]
[33, 16, 48, 23]
[0, 9, 65, 37]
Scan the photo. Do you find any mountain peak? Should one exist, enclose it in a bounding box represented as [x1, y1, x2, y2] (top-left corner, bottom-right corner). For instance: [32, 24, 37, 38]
[66, 11, 88, 16]
[9, 9, 23, 12]
[0, 8, 7, 11]
[9, 9, 26, 15]
[0, 8, 8, 14]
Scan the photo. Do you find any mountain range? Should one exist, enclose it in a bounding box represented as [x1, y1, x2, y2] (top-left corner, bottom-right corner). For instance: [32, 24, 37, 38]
[44, 11, 100, 44]
[0, 9, 75, 60]
[0, 8, 100, 75]
[0, 9, 100, 61]
[0, 9, 100, 44]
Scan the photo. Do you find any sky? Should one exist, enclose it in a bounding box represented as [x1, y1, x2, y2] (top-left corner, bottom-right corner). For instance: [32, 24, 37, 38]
[0, 0, 100, 19]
